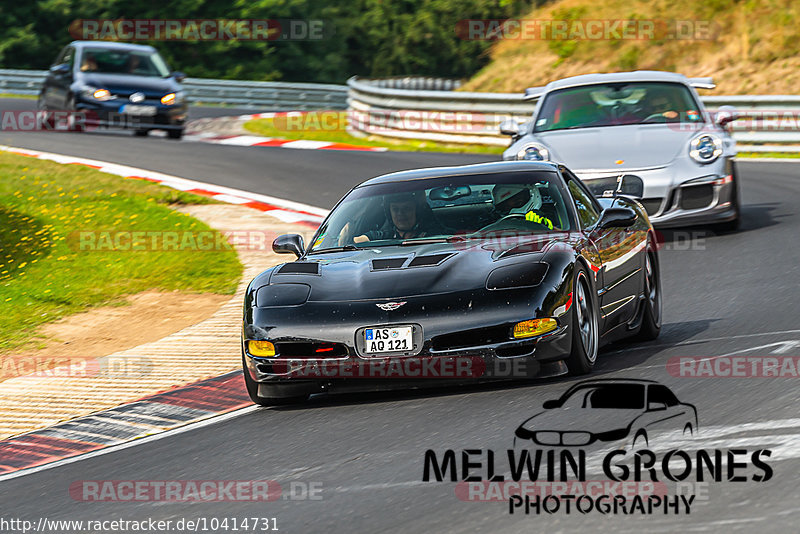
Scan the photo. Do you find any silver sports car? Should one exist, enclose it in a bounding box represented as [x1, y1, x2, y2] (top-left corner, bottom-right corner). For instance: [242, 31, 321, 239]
[501, 71, 740, 230]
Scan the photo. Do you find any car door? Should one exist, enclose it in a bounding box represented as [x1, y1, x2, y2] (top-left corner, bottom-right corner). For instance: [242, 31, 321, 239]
[562, 167, 639, 330]
[640, 384, 694, 443]
[46, 46, 75, 109]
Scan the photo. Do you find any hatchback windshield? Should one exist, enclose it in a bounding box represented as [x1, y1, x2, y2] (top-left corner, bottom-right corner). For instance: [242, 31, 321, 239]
[79, 48, 171, 77]
[310, 171, 573, 252]
[534, 82, 703, 132]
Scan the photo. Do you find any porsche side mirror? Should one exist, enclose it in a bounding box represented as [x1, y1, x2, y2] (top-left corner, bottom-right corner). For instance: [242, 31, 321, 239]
[542, 399, 560, 409]
[714, 105, 739, 127]
[598, 207, 637, 229]
[172, 71, 186, 83]
[499, 119, 521, 137]
[272, 234, 304, 258]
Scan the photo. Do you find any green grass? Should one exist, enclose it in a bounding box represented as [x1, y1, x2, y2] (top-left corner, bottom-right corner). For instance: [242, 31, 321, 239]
[737, 151, 800, 159]
[0, 93, 37, 100]
[243, 115, 505, 155]
[0, 152, 242, 352]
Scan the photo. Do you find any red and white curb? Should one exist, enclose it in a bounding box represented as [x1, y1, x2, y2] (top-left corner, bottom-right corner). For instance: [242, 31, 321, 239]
[0, 144, 329, 227]
[185, 111, 387, 152]
[0, 372, 253, 478]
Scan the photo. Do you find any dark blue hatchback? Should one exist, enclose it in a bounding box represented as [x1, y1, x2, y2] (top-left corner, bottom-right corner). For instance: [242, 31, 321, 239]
[38, 41, 188, 138]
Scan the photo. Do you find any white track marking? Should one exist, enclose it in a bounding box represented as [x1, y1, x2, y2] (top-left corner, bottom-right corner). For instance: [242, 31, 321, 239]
[0, 406, 260, 483]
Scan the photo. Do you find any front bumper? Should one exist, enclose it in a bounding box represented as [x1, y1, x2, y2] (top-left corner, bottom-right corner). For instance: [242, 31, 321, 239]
[75, 97, 187, 130]
[576, 159, 737, 228]
[242, 323, 572, 398]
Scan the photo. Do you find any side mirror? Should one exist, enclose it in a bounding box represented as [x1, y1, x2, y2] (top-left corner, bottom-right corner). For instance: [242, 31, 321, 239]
[172, 71, 186, 83]
[598, 207, 637, 229]
[272, 234, 304, 258]
[542, 399, 560, 409]
[51, 64, 70, 76]
[499, 119, 521, 137]
[714, 105, 739, 127]
[647, 401, 667, 411]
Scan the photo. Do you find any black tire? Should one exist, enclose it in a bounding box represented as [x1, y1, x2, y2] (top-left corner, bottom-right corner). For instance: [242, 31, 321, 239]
[167, 128, 183, 140]
[241, 353, 308, 406]
[635, 239, 662, 341]
[134, 129, 149, 137]
[566, 264, 599, 375]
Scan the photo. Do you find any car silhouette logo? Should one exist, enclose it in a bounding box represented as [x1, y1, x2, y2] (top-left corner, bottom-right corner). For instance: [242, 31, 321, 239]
[376, 301, 406, 311]
[514, 379, 697, 448]
[129, 92, 145, 103]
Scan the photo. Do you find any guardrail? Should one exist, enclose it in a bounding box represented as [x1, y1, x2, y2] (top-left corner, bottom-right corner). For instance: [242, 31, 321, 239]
[0, 69, 349, 110]
[348, 77, 800, 152]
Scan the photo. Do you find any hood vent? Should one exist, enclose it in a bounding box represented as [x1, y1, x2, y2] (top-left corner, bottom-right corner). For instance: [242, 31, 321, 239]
[371, 257, 408, 270]
[408, 253, 453, 267]
[276, 262, 320, 275]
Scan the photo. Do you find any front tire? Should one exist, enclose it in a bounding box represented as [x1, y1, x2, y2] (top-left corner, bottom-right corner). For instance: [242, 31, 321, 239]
[566, 265, 599, 375]
[714, 164, 741, 232]
[242, 353, 308, 406]
[167, 128, 183, 140]
[635, 239, 662, 341]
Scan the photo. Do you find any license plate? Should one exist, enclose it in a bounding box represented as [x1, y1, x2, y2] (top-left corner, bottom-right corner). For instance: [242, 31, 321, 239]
[120, 104, 157, 116]
[364, 326, 413, 354]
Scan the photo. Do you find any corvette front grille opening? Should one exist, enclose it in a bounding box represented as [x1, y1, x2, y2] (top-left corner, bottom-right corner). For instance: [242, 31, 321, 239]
[274, 342, 348, 358]
[432, 325, 510, 351]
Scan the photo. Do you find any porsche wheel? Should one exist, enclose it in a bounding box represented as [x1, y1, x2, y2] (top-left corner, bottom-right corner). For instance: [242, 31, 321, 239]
[241, 353, 308, 406]
[635, 241, 662, 341]
[566, 265, 599, 375]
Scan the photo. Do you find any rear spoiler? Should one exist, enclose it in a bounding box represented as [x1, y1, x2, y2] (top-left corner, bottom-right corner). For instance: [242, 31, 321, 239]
[688, 77, 715, 90]
[523, 86, 546, 101]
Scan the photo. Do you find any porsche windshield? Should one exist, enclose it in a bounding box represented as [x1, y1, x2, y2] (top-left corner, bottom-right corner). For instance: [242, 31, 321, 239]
[309, 171, 573, 252]
[533, 82, 704, 132]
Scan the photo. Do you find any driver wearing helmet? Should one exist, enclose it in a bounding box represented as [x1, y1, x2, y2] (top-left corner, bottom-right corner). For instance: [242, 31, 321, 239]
[492, 184, 554, 230]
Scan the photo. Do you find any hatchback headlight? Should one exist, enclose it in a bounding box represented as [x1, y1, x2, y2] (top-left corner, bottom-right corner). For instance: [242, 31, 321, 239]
[689, 134, 723, 164]
[516, 143, 550, 161]
[161, 91, 185, 105]
[82, 87, 113, 101]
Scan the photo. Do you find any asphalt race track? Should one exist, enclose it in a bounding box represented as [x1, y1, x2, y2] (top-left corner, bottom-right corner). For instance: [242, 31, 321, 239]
[1, 97, 800, 532]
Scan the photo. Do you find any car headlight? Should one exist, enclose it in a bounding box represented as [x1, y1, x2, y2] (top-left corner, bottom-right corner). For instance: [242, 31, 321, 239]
[689, 134, 723, 164]
[161, 92, 185, 105]
[516, 143, 550, 161]
[82, 87, 113, 101]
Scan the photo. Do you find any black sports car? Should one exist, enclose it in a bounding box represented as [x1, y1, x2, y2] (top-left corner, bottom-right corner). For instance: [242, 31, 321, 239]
[242, 161, 662, 405]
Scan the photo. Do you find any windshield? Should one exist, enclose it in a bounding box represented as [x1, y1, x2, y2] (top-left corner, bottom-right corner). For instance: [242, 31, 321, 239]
[533, 82, 703, 132]
[79, 48, 171, 77]
[560, 384, 646, 409]
[309, 171, 573, 253]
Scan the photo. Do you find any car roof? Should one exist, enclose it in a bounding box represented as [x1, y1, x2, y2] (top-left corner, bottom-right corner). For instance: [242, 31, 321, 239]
[358, 161, 560, 187]
[564, 378, 661, 390]
[545, 70, 691, 91]
[69, 40, 157, 53]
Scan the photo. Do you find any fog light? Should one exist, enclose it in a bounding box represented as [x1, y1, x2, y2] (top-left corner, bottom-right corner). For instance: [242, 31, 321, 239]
[161, 93, 176, 105]
[248, 340, 276, 357]
[513, 318, 558, 339]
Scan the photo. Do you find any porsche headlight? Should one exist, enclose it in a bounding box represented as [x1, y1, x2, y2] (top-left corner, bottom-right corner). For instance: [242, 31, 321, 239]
[689, 134, 722, 164]
[516, 143, 550, 161]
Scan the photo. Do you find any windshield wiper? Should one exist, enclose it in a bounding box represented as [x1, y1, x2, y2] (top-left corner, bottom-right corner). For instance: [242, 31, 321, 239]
[307, 244, 360, 254]
[399, 236, 468, 246]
